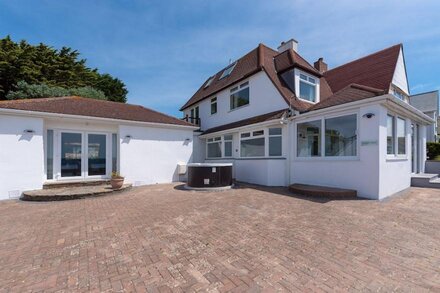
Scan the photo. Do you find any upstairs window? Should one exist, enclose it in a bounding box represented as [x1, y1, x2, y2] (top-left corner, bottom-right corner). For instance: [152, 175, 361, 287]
[299, 73, 317, 102]
[230, 82, 249, 110]
[220, 62, 237, 79]
[190, 106, 200, 126]
[211, 97, 217, 115]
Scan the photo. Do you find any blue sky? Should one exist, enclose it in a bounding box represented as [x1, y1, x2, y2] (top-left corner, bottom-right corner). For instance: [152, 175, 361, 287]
[1, 0, 440, 117]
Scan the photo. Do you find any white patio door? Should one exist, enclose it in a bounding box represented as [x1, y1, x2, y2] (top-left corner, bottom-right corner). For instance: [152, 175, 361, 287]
[57, 131, 111, 180]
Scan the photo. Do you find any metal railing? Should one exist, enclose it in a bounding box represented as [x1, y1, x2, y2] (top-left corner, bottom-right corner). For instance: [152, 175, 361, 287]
[182, 116, 201, 127]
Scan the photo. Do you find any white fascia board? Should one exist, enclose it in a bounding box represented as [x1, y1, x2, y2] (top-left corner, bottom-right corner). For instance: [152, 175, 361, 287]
[199, 119, 282, 138]
[0, 108, 199, 130]
[385, 95, 435, 125]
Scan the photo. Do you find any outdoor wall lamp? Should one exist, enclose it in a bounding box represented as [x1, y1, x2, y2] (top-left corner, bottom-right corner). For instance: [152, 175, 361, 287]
[23, 129, 35, 134]
[124, 135, 132, 139]
[362, 113, 375, 119]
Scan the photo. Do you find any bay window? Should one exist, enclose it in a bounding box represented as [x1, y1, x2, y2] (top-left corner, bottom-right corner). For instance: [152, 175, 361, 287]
[207, 137, 222, 158]
[325, 114, 357, 157]
[240, 130, 265, 157]
[269, 128, 282, 156]
[297, 120, 321, 157]
[387, 114, 406, 156]
[296, 114, 358, 158]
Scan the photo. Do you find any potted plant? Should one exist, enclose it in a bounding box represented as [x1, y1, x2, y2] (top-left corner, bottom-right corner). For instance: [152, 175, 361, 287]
[110, 172, 125, 189]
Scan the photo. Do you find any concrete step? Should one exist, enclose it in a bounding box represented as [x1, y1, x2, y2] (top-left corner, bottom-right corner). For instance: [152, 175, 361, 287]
[43, 179, 110, 189]
[289, 184, 357, 199]
[411, 173, 440, 189]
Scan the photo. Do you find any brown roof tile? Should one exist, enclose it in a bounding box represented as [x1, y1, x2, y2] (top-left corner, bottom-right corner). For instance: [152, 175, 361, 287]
[324, 44, 401, 93]
[202, 109, 287, 135]
[307, 84, 385, 111]
[0, 96, 193, 127]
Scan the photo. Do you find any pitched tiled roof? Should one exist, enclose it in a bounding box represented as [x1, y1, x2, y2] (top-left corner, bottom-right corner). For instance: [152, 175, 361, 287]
[307, 84, 385, 111]
[182, 42, 403, 114]
[202, 109, 287, 135]
[0, 96, 193, 127]
[324, 44, 401, 93]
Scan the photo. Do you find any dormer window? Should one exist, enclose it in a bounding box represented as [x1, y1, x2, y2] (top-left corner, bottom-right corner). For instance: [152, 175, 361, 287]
[299, 73, 317, 102]
[220, 62, 237, 79]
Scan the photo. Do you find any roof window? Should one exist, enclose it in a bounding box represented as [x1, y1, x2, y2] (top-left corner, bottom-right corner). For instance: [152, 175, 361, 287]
[204, 76, 214, 88]
[220, 62, 237, 79]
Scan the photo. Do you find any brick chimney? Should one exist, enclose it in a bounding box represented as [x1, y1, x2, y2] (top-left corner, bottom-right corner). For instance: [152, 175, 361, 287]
[314, 57, 328, 73]
[277, 38, 298, 53]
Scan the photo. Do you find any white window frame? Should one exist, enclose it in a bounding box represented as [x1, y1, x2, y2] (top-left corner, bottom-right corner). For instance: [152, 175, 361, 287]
[206, 136, 222, 158]
[239, 129, 266, 158]
[294, 69, 320, 104]
[210, 97, 217, 115]
[268, 127, 283, 157]
[386, 113, 407, 159]
[204, 76, 214, 88]
[294, 112, 359, 161]
[223, 134, 233, 158]
[206, 134, 234, 159]
[220, 62, 237, 79]
[229, 81, 250, 111]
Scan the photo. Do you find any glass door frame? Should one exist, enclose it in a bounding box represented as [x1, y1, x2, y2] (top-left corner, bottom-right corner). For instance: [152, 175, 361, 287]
[52, 129, 112, 181]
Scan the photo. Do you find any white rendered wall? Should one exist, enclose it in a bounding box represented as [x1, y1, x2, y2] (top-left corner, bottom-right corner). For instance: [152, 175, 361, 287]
[119, 125, 193, 186]
[392, 48, 409, 94]
[183, 71, 288, 131]
[0, 115, 44, 200]
[290, 104, 382, 199]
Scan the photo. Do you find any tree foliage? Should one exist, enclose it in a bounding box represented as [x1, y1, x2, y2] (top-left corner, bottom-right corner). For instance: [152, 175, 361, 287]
[427, 142, 440, 161]
[6, 81, 106, 100]
[0, 35, 127, 102]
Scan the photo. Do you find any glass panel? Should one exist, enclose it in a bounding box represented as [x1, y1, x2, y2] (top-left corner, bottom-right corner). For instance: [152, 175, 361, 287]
[269, 128, 282, 135]
[240, 82, 249, 88]
[61, 133, 82, 177]
[213, 137, 221, 141]
[46, 130, 54, 179]
[299, 81, 316, 102]
[297, 120, 321, 157]
[325, 114, 357, 157]
[195, 106, 199, 119]
[397, 118, 406, 154]
[211, 99, 217, 114]
[280, 69, 295, 93]
[300, 73, 307, 80]
[387, 115, 395, 154]
[112, 133, 118, 173]
[88, 134, 106, 176]
[308, 77, 316, 84]
[269, 136, 282, 156]
[224, 134, 233, 141]
[253, 130, 264, 136]
[241, 137, 265, 157]
[207, 142, 221, 158]
[220, 62, 236, 79]
[230, 87, 250, 109]
[224, 141, 232, 157]
[241, 133, 250, 138]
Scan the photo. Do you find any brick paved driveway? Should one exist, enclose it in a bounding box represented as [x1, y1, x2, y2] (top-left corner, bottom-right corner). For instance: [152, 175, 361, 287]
[0, 184, 439, 292]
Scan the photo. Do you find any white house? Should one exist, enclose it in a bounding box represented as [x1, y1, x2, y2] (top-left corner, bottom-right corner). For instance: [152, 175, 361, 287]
[0, 96, 198, 200]
[181, 39, 435, 199]
[409, 90, 439, 142]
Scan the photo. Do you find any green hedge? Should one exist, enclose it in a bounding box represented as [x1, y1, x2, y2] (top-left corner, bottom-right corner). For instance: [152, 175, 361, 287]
[427, 142, 440, 161]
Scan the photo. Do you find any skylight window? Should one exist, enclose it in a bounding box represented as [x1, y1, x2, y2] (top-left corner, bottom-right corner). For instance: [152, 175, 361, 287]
[220, 62, 237, 79]
[204, 76, 214, 88]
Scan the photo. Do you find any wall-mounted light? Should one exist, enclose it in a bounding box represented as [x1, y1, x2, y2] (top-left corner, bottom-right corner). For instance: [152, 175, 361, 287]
[185, 138, 191, 142]
[124, 135, 132, 139]
[23, 129, 35, 134]
[362, 113, 375, 119]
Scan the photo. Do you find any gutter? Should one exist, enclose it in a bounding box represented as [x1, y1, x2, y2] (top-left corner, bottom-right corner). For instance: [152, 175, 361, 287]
[199, 119, 282, 138]
[0, 108, 200, 130]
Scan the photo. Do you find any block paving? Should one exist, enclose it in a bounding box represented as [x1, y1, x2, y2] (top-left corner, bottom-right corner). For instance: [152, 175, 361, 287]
[0, 183, 439, 292]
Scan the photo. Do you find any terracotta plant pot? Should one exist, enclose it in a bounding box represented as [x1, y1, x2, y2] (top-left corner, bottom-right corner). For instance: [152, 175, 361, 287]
[110, 177, 124, 190]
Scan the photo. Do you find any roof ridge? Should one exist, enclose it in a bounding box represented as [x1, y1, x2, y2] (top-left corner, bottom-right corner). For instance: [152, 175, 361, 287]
[325, 44, 402, 74]
[0, 96, 72, 104]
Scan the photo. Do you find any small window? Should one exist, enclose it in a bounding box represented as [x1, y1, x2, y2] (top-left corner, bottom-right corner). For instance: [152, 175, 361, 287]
[241, 132, 250, 138]
[207, 136, 222, 158]
[269, 128, 282, 156]
[299, 72, 317, 103]
[204, 76, 214, 88]
[253, 130, 264, 136]
[220, 62, 237, 79]
[211, 97, 217, 115]
[325, 114, 357, 157]
[387, 115, 395, 154]
[297, 120, 321, 157]
[230, 82, 249, 110]
[397, 117, 406, 154]
[224, 134, 233, 157]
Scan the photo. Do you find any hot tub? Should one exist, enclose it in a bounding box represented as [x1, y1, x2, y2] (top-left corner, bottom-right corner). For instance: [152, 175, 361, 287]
[186, 163, 233, 190]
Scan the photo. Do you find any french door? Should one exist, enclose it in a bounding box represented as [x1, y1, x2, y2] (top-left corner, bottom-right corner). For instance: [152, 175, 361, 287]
[57, 131, 111, 180]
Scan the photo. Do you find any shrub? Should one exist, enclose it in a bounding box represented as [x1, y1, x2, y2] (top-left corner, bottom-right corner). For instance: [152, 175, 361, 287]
[427, 142, 440, 161]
